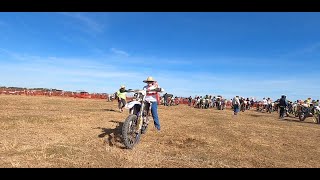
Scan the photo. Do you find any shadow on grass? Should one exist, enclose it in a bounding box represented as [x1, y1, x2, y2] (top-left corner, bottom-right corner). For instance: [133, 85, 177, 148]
[280, 117, 317, 124]
[94, 120, 125, 149]
[103, 109, 117, 112]
[249, 114, 265, 118]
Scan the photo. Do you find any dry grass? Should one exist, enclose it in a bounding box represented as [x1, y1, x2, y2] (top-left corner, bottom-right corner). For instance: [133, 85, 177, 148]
[1, 95, 320, 168]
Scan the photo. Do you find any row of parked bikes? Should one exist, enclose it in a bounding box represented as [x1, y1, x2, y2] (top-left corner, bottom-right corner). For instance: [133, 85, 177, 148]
[295, 104, 320, 123]
[256, 103, 320, 124]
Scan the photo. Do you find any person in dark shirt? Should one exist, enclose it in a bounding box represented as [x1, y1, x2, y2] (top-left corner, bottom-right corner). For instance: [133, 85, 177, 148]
[163, 93, 169, 106]
[188, 96, 192, 106]
[279, 95, 288, 119]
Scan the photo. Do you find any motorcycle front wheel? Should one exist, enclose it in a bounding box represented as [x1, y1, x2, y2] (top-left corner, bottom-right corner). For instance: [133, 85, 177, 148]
[122, 114, 140, 149]
[299, 113, 306, 121]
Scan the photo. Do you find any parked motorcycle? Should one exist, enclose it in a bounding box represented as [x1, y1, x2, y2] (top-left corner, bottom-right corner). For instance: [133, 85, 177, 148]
[298, 105, 320, 124]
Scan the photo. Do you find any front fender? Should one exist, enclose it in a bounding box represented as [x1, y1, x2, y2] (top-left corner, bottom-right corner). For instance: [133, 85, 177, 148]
[125, 101, 141, 109]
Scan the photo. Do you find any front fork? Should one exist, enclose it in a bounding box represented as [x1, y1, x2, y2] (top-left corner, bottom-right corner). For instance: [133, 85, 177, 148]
[135, 102, 151, 133]
[135, 103, 144, 133]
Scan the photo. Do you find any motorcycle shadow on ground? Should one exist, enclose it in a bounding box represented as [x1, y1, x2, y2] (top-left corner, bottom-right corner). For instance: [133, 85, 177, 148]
[103, 109, 117, 112]
[248, 114, 265, 118]
[279, 117, 316, 124]
[95, 120, 126, 149]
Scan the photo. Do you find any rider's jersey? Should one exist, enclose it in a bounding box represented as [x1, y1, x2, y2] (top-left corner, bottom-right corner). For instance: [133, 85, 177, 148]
[143, 84, 164, 102]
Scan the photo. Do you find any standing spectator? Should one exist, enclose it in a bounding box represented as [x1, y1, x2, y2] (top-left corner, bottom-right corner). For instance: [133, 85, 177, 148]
[163, 93, 169, 106]
[232, 96, 241, 115]
[262, 98, 268, 111]
[306, 97, 312, 107]
[116, 85, 127, 112]
[188, 96, 192, 106]
[250, 98, 255, 109]
[279, 95, 288, 119]
[267, 97, 273, 113]
[211, 96, 216, 108]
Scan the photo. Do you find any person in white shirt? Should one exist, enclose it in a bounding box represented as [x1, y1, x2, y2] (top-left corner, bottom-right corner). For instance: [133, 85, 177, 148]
[267, 97, 273, 112]
[262, 98, 268, 111]
[232, 96, 241, 115]
[142, 76, 164, 131]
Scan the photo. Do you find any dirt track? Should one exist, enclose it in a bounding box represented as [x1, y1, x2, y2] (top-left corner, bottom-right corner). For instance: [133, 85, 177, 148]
[1, 95, 320, 168]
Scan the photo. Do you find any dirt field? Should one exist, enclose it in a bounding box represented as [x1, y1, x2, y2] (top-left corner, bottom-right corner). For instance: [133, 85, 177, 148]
[1, 95, 320, 168]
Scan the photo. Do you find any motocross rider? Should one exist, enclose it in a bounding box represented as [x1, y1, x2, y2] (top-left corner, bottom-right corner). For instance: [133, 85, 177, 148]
[142, 76, 164, 131]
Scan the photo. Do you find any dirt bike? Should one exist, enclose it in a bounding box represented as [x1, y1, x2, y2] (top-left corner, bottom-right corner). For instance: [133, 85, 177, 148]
[266, 104, 273, 113]
[122, 88, 162, 149]
[298, 105, 320, 124]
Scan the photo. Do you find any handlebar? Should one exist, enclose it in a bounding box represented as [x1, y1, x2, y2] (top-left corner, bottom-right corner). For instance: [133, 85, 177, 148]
[125, 89, 143, 93]
[125, 88, 163, 93]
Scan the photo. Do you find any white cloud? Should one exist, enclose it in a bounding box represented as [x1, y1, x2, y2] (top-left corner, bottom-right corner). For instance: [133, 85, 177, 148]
[110, 48, 129, 57]
[0, 48, 28, 61]
[281, 42, 320, 58]
[57, 12, 104, 33]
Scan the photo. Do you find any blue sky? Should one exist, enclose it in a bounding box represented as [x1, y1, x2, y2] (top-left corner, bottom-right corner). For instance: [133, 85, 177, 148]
[0, 12, 319, 100]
